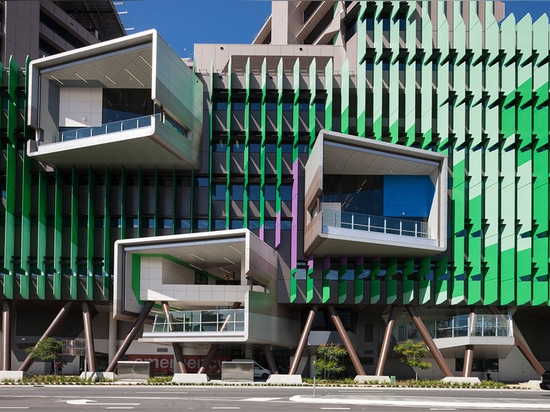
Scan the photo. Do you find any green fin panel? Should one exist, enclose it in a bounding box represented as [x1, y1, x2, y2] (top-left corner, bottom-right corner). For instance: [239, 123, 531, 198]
[370, 259, 380, 304]
[386, 258, 397, 304]
[434, 258, 448, 305]
[418, 257, 431, 305]
[402, 258, 414, 304]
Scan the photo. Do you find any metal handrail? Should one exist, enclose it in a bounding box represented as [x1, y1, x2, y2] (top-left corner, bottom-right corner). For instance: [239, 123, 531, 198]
[55, 114, 160, 142]
[151, 309, 245, 333]
[322, 208, 430, 238]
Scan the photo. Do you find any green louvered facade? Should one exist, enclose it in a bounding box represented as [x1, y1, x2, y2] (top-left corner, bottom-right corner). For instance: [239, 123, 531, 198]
[2, 0, 550, 379]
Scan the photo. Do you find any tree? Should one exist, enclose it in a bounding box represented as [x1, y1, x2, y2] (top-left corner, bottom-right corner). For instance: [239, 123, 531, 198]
[315, 343, 348, 379]
[393, 339, 431, 380]
[24, 337, 63, 375]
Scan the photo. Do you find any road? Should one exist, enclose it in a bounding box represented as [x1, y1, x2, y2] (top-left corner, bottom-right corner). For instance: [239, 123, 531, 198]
[0, 384, 549, 411]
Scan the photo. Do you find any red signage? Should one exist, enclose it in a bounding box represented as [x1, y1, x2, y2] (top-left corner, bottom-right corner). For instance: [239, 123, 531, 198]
[183, 355, 231, 375]
[126, 354, 174, 375]
[125, 354, 231, 375]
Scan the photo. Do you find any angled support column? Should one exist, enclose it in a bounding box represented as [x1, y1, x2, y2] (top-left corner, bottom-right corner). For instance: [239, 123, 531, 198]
[375, 305, 398, 376]
[463, 345, 474, 377]
[289, 306, 317, 375]
[264, 344, 278, 375]
[19, 301, 73, 372]
[328, 305, 366, 376]
[197, 344, 219, 374]
[161, 301, 186, 373]
[105, 301, 154, 373]
[2, 301, 10, 371]
[197, 302, 240, 375]
[514, 321, 545, 376]
[405, 305, 453, 377]
[82, 302, 97, 372]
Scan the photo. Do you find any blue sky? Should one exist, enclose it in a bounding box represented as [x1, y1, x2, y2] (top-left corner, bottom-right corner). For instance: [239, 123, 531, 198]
[121, 1, 550, 59]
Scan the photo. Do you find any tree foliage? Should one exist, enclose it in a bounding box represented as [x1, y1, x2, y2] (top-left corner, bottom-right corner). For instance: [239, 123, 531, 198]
[393, 339, 431, 380]
[316, 343, 348, 379]
[24, 337, 62, 374]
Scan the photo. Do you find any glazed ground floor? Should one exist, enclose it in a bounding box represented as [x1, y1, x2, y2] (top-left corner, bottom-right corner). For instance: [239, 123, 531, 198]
[1, 302, 548, 382]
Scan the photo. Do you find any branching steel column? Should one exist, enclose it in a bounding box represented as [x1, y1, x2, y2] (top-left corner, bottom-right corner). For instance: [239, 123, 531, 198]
[264, 344, 278, 375]
[197, 302, 240, 374]
[161, 301, 186, 373]
[82, 302, 97, 372]
[197, 344, 219, 374]
[105, 301, 154, 373]
[463, 345, 474, 377]
[405, 305, 453, 377]
[289, 306, 317, 375]
[2, 302, 10, 371]
[328, 305, 366, 376]
[375, 305, 398, 376]
[514, 326, 545, 376]
[19, 302, 73, 372]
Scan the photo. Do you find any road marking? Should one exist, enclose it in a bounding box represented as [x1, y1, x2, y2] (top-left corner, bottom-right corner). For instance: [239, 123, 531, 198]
[242, 398, 282, 402]
[66, 399, 140, 406]
[211, 408, 240, 410]
[321, 408, 351, 410]
[106, 408, 135, 410]
[0, 408, 29, 410]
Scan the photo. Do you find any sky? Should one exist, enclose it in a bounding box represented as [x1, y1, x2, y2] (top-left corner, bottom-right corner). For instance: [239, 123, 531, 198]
[119, 1, 550, 60]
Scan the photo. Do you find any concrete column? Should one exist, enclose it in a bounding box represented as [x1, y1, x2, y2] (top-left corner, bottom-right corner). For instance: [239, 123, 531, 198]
[19, 302, 73, 372]
[375, 305, 398, 376]
[463, 345, 474, 377]
[289, 306, 317, 375]
[328, 305, 366, 376]
[405, 305, 453, 377]
[82, 302, 97, 372]
[105, 301, 154, 373]
[2, 301, 10, 371]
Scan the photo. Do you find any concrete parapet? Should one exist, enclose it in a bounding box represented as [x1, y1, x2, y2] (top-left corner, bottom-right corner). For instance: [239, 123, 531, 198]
[441, 377, 481, 385]
[266, 374, 303, 385]
[0, 371, 24, 382]
[79, 372, 116, 381]
[172, 373, 210, 384]
[354, 375, 391, 384]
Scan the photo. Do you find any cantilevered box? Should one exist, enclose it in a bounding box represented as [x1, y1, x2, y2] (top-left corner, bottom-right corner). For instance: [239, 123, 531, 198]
[304, 130, 448, 258]
[27, 30, 202, 171]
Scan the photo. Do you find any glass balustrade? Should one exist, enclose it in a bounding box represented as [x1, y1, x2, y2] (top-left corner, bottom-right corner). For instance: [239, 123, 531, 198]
[152, 309, 245, 333]
[396, 314, 513, 342]
[55, 114, 160, 142]
[322, 208, 430, 239]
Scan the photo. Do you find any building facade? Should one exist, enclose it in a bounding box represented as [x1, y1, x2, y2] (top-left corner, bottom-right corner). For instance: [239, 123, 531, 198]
[1, 1, 550, 382]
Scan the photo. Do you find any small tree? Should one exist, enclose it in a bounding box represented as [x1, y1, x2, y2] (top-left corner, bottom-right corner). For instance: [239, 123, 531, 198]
[393, 339, 431, 380]
[316, 343, 348, 380]
[24, 337, 63, 375]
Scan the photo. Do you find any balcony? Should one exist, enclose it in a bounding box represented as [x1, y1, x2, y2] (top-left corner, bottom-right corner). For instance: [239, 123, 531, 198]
[396, 314, 515, 356]
[56, 114, 156, 142]
[322, 209, 430, 239]
[145, 309, 246, 342]
[27, 30, 203, 171]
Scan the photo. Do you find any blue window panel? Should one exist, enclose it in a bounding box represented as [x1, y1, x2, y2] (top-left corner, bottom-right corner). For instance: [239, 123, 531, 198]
[383, 175, 434, 218]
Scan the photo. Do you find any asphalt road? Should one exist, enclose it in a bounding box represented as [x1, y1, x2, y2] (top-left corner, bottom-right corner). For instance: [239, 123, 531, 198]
[0, 384, 550, 411]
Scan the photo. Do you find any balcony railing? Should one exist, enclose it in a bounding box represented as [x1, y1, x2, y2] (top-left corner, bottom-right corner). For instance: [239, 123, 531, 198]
[152, 309, 245, 333]
[322, 208, 430, 238]
[396, 314, 513, 342]
[55, 114, 159, 142]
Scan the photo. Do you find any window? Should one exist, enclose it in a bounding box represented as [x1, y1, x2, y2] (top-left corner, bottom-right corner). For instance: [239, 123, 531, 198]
[213, 183, 225, 200]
